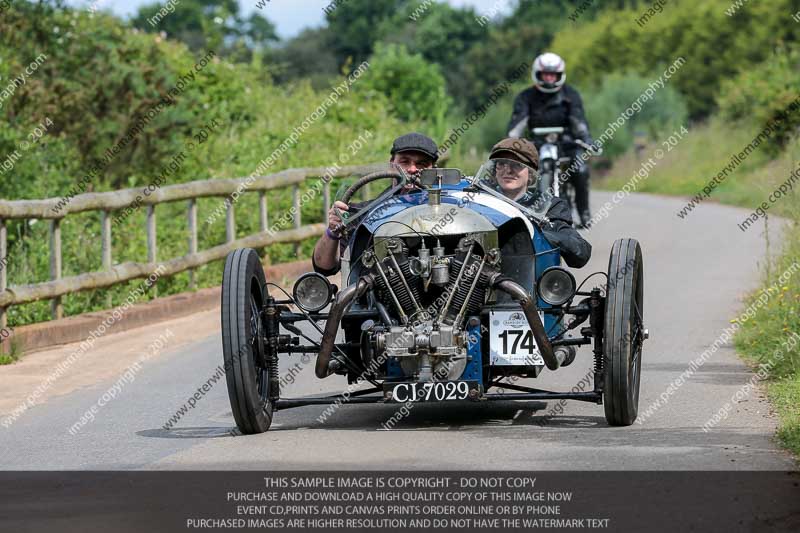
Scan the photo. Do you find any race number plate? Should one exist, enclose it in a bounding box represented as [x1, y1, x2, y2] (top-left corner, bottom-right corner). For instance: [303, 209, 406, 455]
[489, 310, 545, 366]
[384, 381, 479, 403]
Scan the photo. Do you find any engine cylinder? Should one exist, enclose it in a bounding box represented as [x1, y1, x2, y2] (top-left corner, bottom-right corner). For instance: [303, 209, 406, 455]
[372, 254, 423, 317]
[442, 253, 494, 325]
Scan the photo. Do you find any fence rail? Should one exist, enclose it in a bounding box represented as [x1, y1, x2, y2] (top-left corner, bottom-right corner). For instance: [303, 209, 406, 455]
[0, 163, 383, 328]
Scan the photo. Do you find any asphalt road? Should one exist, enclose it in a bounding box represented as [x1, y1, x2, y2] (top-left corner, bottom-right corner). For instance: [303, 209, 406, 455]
[0, 191, 796, 470]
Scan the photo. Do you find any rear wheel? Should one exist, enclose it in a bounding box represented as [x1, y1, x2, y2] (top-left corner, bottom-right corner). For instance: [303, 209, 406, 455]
[603, 238, 645, 426]
[222, 248, 274, 434]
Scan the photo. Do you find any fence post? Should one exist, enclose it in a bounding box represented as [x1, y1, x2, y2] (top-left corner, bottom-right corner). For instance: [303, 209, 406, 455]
[226, 199, 235, 244]
[188, 199, 197, 290]
[323, 180, 331, 222]
[147, 205, 157, 298]
[0, 219, 6, 330]
[259, 191, 268, 233]
[101, 211, 112, 307]
[258, 191, 270, 266]
[293, 184, 301, 256]
[49, 219, 63, 320]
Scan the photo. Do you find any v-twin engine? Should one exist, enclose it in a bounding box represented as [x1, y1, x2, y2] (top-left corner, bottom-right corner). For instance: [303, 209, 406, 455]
[362, 237, 500, 381]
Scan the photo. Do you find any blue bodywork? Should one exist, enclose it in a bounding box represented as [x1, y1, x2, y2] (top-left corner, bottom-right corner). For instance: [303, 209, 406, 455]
[354, 180, 563, 388]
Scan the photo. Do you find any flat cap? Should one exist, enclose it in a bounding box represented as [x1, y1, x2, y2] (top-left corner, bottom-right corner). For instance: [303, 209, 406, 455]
[490, 138, 539, 170]
[391, 132, 439, 162]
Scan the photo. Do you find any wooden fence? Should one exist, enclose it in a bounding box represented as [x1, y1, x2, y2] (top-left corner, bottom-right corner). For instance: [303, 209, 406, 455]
[0, 163, 383, 328]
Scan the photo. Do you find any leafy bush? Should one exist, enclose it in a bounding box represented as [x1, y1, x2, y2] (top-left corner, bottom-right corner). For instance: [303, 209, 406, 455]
[582, 73, 689, 158]
[358, 43, 451, 128]
[717, 46, 800, 156]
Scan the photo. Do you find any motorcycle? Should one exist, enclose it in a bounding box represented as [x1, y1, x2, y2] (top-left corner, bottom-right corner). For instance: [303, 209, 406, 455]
[531, 126, 602, 224]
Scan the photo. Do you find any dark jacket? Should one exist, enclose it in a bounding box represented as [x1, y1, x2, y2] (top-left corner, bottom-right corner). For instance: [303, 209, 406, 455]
[507, 84, 592, 146]
[517, 192, 591, 268]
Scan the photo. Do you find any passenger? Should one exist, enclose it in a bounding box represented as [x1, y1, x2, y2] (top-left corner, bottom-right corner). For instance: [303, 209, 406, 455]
[488, 138, 591, 268]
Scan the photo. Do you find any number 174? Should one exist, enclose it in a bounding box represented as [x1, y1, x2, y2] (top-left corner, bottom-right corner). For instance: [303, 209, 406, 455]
[499, 329, 535, 354]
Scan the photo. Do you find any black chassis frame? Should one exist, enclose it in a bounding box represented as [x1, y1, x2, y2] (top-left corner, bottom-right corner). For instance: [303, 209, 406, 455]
[261, 285, 607, 411]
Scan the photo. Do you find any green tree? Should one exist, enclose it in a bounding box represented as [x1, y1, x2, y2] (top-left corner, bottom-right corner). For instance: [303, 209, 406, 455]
[325, 0, 406, 67]
[384, 2, 489, 108]
[459, 24, 547, 110]
[358, 43, 451, 127]
[131, 0, 277, 60]
[265, 27, 339, 89]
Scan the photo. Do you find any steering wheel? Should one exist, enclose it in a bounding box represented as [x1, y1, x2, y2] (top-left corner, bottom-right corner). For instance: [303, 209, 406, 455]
[330, 169, 407, 236]
[340, 169, 406, 205]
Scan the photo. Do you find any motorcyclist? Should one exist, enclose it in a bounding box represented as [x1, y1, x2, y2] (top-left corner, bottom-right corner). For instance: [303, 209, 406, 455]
[507, 52, 595, 228]
[488, 137, 591, 268]
[312, 132, 438, 276]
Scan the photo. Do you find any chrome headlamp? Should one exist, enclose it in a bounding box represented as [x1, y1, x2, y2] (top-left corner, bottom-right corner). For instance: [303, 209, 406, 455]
[293, 273, 333, 312]
[537, 267, 576, 306]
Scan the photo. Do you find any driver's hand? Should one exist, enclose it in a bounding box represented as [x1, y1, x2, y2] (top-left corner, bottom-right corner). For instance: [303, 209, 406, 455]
[327, 201, 349, 235]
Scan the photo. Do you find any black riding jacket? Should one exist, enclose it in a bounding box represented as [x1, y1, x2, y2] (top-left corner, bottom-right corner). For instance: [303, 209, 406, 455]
[507, 84, 592, 147]
[516, 192, 591, 268]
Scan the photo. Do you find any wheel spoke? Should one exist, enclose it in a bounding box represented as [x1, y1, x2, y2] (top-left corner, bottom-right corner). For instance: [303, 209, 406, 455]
[248, 290, 269, 404]
[257, 368, 268, 403]
[633, 298, 643, 324]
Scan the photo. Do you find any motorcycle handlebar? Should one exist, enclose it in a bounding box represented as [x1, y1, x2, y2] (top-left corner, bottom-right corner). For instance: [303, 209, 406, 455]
[575, 139, 603, 156]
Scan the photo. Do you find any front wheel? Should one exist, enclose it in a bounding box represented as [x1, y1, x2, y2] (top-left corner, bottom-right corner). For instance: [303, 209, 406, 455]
[221, 248, 274, 434]
[538, 161, 555, 198]
[603, 238, 645, 426]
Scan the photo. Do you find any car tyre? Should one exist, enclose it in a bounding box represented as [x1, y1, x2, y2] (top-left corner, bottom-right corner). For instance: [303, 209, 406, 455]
[603, 238, 644, 426]
[222, 248, 274, 434]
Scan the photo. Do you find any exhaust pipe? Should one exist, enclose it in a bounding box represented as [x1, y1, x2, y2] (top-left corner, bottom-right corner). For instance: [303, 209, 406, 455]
[492, 278, 560, 371]
[315, 277, 372, 378]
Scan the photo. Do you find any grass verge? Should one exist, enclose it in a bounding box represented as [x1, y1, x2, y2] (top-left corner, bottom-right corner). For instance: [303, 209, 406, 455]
[735, 225, 800, 456]
[0, 340, 21, 365]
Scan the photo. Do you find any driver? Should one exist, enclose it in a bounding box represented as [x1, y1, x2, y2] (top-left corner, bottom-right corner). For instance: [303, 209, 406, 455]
[312, 132, 438, 276]
[507, 52, 595, 228]
[488, 138, 591, 268]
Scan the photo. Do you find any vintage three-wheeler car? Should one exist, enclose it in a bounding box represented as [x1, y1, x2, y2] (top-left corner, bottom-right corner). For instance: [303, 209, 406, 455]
[221, 161, 647, 434]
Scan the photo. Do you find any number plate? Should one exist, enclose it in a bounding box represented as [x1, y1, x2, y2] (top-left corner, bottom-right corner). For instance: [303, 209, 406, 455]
[384, 381, 479, 403]
[490, 310, 545, 366]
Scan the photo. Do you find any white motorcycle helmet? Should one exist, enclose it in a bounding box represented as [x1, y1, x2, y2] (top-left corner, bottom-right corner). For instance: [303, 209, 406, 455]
[532, 53, 566, 93]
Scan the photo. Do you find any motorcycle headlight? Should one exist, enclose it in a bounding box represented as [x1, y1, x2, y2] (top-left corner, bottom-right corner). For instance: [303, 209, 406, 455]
[293, 273, 333, 312]
[537, 267, 576, 306]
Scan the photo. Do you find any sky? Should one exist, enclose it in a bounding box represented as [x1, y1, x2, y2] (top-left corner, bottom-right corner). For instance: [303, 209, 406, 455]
[70, 0, 514, 39]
